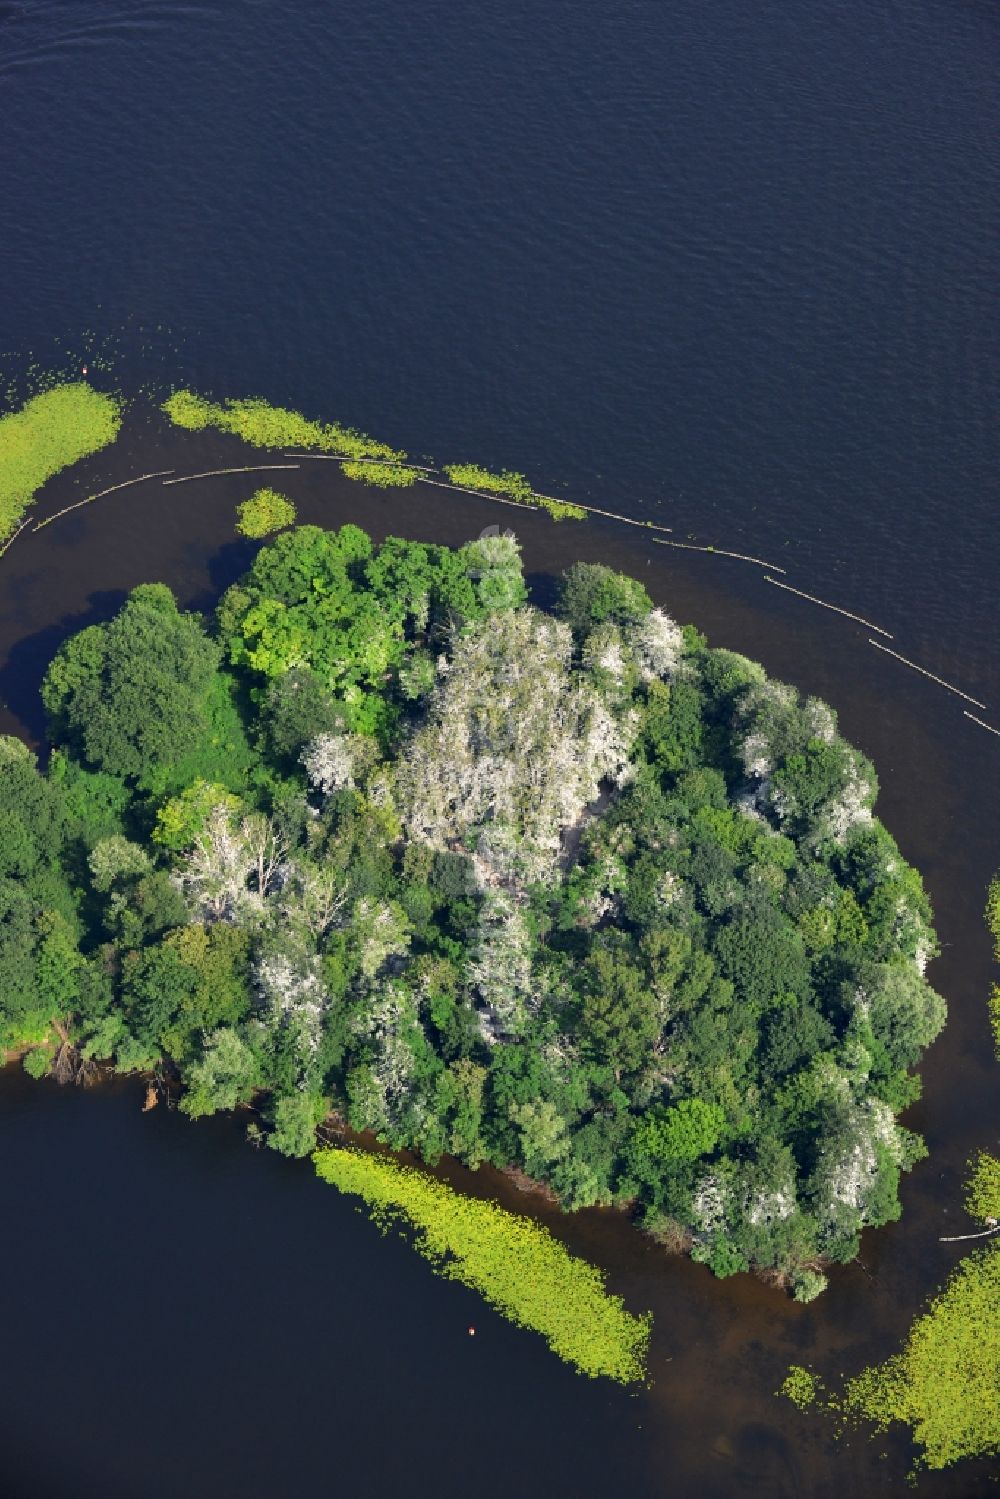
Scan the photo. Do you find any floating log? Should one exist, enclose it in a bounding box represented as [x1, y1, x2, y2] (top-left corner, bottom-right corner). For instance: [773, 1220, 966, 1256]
[764, 576, 893, 638]
[939, 1223, 999, 1243]
[867, 640, 987, 709]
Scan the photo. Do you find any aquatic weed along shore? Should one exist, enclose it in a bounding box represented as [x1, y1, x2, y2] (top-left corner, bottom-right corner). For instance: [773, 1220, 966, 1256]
[314, 1148, 651, 1383]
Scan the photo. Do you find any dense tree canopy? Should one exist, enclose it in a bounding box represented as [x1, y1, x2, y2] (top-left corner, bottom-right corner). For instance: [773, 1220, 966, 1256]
[9, 528, 946, 1298]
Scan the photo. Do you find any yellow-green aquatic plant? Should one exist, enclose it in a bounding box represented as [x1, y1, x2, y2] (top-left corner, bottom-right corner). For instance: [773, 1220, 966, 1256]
[340, 459, 417, 488]
[443, 461, 584, 520]
[783, 1157, 1000, 1473]
[840, 1240, 1000, 1471]
[235, 487, 297, 538]
[779, 1366, 819, 1411]
[0, 383, 122, 541]
[313, 1147, 650, 1384]
[163, 390, 406, 466]
[443, 462, 536, 504]
[965, 1150, 1000, 1228]
[540, 497, 588, 521]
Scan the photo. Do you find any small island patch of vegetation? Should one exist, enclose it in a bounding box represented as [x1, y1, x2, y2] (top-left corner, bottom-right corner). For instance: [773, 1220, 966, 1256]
[235, 487, 297, 539]
[314, 1146, 651, 1382]
[0, 383, 121, 541]
[0, 521, 947, 1322]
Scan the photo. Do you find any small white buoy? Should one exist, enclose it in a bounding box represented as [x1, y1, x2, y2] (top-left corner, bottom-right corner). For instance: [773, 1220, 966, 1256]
[81, 365, 88, 375]
[467, 1326, 476, 1337]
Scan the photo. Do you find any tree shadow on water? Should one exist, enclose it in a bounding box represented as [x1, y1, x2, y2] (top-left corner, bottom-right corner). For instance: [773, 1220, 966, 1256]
[525, 570, 560, 612]
[183, 537, 260, 616]
[0, 589, 128, 749]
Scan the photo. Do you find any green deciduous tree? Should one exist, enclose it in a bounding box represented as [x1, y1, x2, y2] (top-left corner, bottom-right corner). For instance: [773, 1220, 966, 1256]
[42, 585, 223, 784]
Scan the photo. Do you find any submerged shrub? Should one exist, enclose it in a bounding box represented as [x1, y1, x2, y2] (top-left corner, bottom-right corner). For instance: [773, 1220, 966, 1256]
[22, 1046, 51, 1080]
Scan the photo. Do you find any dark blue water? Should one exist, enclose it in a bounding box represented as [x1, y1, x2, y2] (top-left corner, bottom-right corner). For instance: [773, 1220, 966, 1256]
[0, 3, 998, 1495]
[2, 0, 998, 676]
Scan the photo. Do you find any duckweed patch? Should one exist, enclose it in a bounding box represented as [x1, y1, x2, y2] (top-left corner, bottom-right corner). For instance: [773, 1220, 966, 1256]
[444, 461, 585, 521]
[163, 390, 407, 480]
[313, 1146, 651, 1384]
[0, 383, 122, 540]
[840, 1240, 1000, 1471]
[340, 459, 417, 488]
[779, 1366, 819, 1410]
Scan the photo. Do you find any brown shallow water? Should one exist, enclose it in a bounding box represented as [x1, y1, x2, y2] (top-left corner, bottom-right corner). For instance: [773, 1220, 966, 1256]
[0, 409, 996, 1498]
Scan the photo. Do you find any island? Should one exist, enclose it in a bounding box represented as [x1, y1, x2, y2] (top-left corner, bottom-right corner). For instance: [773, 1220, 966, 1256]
[0, 517, 947, 1312]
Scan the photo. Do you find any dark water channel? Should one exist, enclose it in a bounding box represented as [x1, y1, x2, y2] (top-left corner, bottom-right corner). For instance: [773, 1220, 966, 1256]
[0, 1, 997, 1494]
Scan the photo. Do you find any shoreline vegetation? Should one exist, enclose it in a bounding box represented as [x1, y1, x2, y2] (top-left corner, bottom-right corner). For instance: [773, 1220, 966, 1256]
[0, 383, 121, 543]
[313, 1146, 651, 1383]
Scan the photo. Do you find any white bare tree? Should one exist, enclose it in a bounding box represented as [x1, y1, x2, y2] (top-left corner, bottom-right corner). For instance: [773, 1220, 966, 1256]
[178, 804, 287, 922]
[395, 608, 636, 887]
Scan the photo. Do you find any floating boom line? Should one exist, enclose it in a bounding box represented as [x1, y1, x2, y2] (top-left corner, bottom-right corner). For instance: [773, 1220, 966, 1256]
[32, 470, 177, 531]
[162, 464, 301, 486]
[764, 576, 893, 638]
[416, 475, 562, 513]
[284, 451, 436, 473]
[651, 536, 787, 574]
[531, 493, 672, 534]
[868, 640, 987, 709]
[287, 455, 674, 533]
[0, 517, 32, 558]
[964, 712, 1000, 739]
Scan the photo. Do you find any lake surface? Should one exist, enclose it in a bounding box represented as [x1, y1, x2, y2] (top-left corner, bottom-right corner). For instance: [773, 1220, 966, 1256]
[0, 2, 997, 1495]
